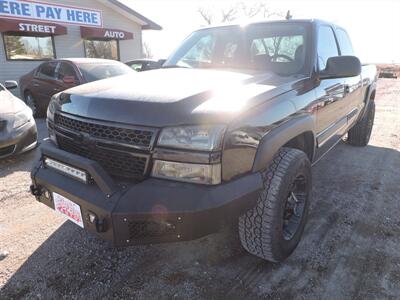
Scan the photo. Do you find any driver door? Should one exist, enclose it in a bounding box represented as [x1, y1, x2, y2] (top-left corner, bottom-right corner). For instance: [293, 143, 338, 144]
[314, 25, 348, 154]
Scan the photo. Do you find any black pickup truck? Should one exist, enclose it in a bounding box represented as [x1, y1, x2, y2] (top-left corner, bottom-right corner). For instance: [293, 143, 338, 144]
[30, 19, 377, 262]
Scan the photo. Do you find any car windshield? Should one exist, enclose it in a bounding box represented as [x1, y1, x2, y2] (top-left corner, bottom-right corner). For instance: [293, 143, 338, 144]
[78, 62, 133, 82]
[164, 23, 311, 76]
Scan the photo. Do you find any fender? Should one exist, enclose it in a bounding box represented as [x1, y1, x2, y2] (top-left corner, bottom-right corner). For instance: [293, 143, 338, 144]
[252, 115, 316, 172]
[360, 82, 376, 119]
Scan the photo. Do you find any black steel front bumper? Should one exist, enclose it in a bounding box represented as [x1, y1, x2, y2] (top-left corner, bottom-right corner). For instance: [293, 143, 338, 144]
[31, 140, 263, 246]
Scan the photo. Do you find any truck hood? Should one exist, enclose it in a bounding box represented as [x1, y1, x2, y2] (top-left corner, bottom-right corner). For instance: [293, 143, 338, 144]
[58, 68, 302, 127]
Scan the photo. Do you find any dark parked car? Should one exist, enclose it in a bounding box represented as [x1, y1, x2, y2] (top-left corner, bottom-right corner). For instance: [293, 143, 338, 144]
[125, 59, 165, 72]
[0, 81, 37, 158]
[31, 20, 377, 262]
[19, 58, 134, 117]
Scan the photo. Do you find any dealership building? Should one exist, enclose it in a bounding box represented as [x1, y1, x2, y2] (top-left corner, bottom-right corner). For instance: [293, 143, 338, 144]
[0, 0, 161, 95]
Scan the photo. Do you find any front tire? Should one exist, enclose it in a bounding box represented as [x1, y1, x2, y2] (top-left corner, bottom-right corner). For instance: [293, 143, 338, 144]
[347, 101, 375, 146]
[25, 92, 39, 118]
[238, 148, 312, 262]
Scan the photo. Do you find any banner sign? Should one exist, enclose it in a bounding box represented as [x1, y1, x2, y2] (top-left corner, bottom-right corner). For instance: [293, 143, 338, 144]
[0, 0, 103, 27]
[0, 18, 67, 35]
[81, 26, 134, 40]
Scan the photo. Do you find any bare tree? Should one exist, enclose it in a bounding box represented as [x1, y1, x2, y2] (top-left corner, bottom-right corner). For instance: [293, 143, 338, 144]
[198, 7, 214, 25]
[198, 1, 285, 25]
[220, 5, 239, 23]
[238, 1, 264, 18]
[142, 41, 153, 59]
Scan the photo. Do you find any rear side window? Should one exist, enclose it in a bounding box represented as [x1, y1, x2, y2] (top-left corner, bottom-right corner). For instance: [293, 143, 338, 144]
[57, 63, 78, 81]
[336, 29, 355, 56]
[78, 63, 133, 82]
[317, 26, 339, 70]
[128, 62, 143, 71]
[37, 62, 58, 80]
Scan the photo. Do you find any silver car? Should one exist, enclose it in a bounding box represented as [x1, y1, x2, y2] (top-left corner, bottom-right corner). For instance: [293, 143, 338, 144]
[0, 81, 37, 158]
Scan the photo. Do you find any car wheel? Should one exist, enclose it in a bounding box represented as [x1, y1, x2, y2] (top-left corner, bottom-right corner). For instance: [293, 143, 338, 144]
[238, 147, 312, 262]
[347, 101, 375, 146]
[25, 92, 39, 117]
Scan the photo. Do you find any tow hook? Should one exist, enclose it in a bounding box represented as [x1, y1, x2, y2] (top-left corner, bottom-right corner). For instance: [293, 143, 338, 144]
[30, 184, 42, 197]
[96, 219, 107, 233]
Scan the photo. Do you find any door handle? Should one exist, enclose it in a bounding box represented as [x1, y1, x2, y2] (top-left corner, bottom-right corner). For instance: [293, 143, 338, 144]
[53, 88, 60, 92]
[33, 83, 40, 87]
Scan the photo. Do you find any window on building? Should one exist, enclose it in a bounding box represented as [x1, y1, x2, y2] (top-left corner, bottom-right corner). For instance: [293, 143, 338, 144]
[317, 26, 339, 70]
[84, 39, 119, 60]
[3, 34, 55, 60]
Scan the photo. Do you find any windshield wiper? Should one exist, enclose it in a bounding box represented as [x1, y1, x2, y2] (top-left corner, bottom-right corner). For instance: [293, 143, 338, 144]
[161, 65, 189, 69]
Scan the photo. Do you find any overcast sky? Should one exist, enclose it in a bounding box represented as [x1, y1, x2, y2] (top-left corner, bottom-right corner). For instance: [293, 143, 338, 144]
[121, 0, 400, 63]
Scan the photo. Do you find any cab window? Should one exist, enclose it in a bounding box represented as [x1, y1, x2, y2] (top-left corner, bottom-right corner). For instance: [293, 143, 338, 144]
[336, 29, 355, 56]
[317, 26, 339, 70]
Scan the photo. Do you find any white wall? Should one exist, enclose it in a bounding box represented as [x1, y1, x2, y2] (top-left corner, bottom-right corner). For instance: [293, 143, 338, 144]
[0, 0, 144, 96]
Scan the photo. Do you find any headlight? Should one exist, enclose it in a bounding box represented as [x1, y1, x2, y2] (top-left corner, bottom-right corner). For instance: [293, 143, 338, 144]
[158, 125, 225, 151]
[13, 109, 32, 129]
[152, 160, 221, 185]
[47, 95, 58, 145]
[47, 95, 57, 120]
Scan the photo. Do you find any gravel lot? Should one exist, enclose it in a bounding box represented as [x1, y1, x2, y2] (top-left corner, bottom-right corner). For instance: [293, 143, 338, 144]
[1, 79, 399, 299]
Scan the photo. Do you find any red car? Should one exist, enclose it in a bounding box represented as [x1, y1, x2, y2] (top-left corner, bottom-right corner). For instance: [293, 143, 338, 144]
[19, 58, 134, 117]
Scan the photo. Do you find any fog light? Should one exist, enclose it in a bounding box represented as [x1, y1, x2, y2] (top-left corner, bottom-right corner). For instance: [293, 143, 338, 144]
[43, 189, 51, 200]
[152, 160, 221, 185]
[88, 212, 97, 223]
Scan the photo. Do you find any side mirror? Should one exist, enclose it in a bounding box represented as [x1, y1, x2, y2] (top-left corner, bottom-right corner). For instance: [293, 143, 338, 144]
[319, 56, 361, 79]
[63, 76, 76, 85]
[4, 80, 18, 90]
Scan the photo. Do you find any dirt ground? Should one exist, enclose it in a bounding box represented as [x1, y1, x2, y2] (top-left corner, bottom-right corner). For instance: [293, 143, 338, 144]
[1, 79, 399, 299]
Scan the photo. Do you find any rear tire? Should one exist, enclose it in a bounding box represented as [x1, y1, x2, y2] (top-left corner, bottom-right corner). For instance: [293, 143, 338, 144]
[347, 101, 375, 146]
[25, 92, 39, 118]
[238, 148, 311, 262]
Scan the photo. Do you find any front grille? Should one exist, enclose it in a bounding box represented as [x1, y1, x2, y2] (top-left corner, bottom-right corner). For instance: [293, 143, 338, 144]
[0, 145, 16, 157]
[55, 114, 154, 149]
[0, 120, 6, 131]
[54, 113, 156, 180]
[57, 136, 148, 179]
[128, 221, 176, 240]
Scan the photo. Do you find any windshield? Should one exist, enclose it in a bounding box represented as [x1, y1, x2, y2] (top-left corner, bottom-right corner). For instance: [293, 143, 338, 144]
[165, 23, 310, 76]
[78, 62, 133, 83]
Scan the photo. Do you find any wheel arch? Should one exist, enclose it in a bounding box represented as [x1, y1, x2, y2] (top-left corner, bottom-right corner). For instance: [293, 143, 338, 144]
[360, 83, 377, 119]
[252, 115, 316, 172]
[23, 89, 32, 100]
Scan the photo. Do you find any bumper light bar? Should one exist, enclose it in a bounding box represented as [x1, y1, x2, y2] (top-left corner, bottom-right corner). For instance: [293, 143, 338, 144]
[44, 157, 87, 183]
